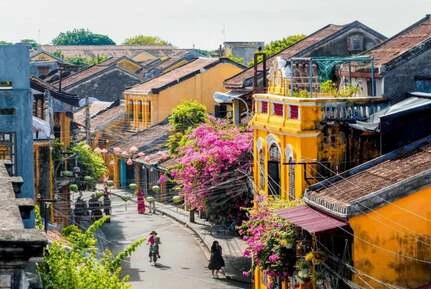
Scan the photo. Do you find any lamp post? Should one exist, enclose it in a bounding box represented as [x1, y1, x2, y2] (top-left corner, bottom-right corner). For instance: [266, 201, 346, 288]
[213, 92, 250, 126]
[38, 197, 57, 233]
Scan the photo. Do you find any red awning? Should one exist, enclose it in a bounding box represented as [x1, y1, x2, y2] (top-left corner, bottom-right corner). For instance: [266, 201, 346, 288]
[277, 205, 347, 234]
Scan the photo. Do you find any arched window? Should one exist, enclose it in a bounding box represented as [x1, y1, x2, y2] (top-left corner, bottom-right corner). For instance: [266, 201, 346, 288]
[268, 143, 281, 197]
[258, 148, 265, 190]
[286, 145, 296, 200]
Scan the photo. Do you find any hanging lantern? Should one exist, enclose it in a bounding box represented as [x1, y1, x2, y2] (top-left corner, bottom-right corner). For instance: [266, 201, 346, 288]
[126, 158, 133, 166]
[129, 146, 138, 154]
[113, 147, 121, 155]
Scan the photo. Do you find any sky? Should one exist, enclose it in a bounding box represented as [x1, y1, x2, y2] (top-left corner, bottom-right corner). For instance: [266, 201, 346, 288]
[1, 0, 429, 50]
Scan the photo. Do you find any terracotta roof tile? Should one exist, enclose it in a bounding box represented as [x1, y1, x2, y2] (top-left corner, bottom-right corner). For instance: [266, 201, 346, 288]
[306, 143, 431, 211]
[365, 15, 431, 67]
[91, 104, 125, 130]
[224, 24, 344, 88]
[125, 58, 220, 94]
[114, 123, 171, 154]
[73, 101, 114, 126]
[41, 45, 178, 58]
[55, 57, 143, 89]
[57, 65, 109, 89]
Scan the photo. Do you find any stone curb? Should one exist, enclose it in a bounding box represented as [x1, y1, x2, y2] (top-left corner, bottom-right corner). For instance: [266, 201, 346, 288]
[155, 203, 251, 285]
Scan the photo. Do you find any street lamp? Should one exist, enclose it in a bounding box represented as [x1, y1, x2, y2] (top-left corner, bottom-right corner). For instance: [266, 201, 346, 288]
[213, 91, 250, 126]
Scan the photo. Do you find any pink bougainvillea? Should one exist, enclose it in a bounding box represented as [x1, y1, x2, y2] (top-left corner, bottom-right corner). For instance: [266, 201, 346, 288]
[158, 174, 168, 184]
[172, 118, 252, 210]
[239, 196, 298, 288]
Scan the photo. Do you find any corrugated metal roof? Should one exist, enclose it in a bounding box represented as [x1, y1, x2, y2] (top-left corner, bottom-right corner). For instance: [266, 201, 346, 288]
[277, 205, 347, 233]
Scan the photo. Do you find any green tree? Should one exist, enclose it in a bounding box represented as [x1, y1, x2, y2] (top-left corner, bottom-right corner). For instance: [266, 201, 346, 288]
[226, 54, 244, 65]
[38, 216, 145, 289]
[0, 41, 12, 45]
[20, 39, 39, 49]
[167, 101, 207, 154]
[123, 35, 170, 46]
[71, 142, 107, 180]
[248, 34, 306, 66]
[52, 29, 115, 45]
[65, 54, 110, 66]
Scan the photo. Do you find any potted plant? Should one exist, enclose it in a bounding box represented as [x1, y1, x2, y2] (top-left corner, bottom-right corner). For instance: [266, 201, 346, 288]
[295, 259, 311, 283]
[69, 183, 78, 192]
[62, 170, 73, 177]
[107, 180, 114, 187]
[128, 183, 137, 192]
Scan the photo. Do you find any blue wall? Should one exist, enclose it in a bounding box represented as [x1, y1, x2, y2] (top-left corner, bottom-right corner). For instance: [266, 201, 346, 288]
[0, 45, 35, 227]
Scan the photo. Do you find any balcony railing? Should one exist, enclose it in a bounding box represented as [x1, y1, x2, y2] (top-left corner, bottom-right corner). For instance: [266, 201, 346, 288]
[322, 101, 386, 122]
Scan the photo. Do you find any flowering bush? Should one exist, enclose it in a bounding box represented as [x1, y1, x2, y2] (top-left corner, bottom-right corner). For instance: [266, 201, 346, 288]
[239, 196, 299, 288]
[172, 117, 252, 210]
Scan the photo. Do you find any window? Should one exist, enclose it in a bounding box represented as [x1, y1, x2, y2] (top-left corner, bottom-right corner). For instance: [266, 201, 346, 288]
[128, 100, 134, 119]
[0, 132, 16, 175]
[289, 105, 299, 119]
[268, 143, 281, 197]
[347, 35, 364, 52]
[288, 156, 295, 200]
[261, 101, 268, 113]
[415, 78, 431, 93]
[258, 148, 265, 190]
[273, 103, 283, 116]
[0, 81, 12, 89]
[137, 101, 143, 121]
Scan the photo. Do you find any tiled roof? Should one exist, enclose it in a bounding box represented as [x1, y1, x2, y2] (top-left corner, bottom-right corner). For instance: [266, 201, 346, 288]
[111, 122, 171, 158]
[224, 24, 344, 88]
[55, 57, 143, 89]
[91, 104, 125, 131]
[125, 58, 222, 94]
[365, 15, 431, 67]
[73, 101, 114, 127]
[40, 45, 177, 58]
[0, 161, 46, 243]
[31, 77, 80, 106]
[305, 139, 431, 217]
[57, 65, 109, 89]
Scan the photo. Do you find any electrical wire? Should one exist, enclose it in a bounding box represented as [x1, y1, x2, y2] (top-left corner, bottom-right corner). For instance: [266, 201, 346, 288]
[306, 164, 431, 247]
[302, 156, 431, 224]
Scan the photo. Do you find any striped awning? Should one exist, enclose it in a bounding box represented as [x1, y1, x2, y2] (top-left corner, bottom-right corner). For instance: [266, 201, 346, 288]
[277, 205, 347, 234]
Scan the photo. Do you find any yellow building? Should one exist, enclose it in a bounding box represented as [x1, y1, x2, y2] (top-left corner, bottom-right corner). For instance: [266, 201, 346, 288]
[251, 53, 385, 201]
[302, 137, 431, 289]
[250, 56, 387, 289]
[123, 58, 245, 129]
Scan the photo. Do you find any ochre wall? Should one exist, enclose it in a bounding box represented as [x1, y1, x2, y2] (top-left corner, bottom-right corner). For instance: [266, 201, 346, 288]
[124, 62, 242, 128]
[155, 62, 242, 123]
[349, 186, 431, 289]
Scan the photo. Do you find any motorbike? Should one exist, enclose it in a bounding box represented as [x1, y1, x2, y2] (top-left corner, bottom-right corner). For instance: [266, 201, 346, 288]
[149, 244, 159, 265]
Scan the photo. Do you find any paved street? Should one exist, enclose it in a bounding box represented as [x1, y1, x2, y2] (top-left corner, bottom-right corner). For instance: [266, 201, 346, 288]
[102, 195, 250, 289]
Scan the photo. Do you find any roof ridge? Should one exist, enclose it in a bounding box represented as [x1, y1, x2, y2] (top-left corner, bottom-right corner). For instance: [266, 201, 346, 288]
[362, 14, 431, 57]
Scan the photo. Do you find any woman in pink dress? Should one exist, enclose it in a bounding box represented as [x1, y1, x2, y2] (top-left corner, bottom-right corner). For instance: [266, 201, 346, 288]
[137, 190, 146, 214]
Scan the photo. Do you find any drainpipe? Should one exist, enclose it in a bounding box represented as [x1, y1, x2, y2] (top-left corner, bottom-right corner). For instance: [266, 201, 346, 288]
[232, 99, 240, 126]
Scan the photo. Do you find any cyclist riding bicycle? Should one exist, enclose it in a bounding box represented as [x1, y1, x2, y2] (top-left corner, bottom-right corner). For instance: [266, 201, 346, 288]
[147, 231, 161, 262]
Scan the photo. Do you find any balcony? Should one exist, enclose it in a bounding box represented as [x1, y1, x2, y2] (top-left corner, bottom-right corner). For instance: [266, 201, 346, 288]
[251, 93, 386, 133]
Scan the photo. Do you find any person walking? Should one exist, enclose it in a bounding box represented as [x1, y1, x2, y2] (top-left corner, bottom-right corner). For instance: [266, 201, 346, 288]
[208, 240, 226, 278]
[137, 189, 146, 214]
[103, 191, 111, 222]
